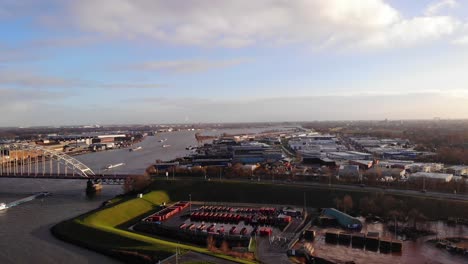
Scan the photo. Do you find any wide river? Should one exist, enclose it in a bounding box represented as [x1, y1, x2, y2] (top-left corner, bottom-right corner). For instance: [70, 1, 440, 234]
[0, 128, 287, 264]
[0, 128, 466, 264]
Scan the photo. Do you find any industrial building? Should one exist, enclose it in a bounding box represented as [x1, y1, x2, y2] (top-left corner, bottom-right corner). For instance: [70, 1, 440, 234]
[445, 165, 468, 176]
[337, 165, 362, 181]
[327, 151, 372, 161]
[409, 172, 453, 183]
[288, 134, 346, 158]
[406, 163, 444, 173]
[194, 140, 284, 165]
[321, 208, 362, 230]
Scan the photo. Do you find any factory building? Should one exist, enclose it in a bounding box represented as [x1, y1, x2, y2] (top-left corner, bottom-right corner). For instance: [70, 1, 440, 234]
[321, 208, 362, 230]
[445, 165, 468, 176]
[409, 172, 453, 183]
[327, 151, 372, 161]
[337, 165, 362, 181]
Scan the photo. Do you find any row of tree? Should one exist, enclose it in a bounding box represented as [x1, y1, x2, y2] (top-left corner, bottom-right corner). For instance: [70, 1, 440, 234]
[334, 194, 428, 230]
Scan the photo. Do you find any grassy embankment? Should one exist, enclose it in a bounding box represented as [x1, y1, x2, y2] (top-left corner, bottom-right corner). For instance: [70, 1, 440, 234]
[52, 191, 256, 264]
[150, 179, 468, 219]
[52, 179, 468, 263]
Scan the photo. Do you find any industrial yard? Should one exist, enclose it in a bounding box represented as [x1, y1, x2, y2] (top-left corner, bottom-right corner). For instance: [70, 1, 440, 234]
[133, 200, 305, 263]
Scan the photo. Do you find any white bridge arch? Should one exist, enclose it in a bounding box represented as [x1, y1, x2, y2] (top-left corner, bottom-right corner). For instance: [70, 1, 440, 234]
[0, 143, 95, 178]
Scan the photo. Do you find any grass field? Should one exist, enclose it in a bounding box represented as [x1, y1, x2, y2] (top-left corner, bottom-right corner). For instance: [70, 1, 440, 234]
[52, 190, 256, 264]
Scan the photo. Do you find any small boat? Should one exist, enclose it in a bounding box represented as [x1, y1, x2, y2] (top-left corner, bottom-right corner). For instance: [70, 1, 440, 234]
[129, 146, 142, 152]
[0, 203, 7, 210]
[106, 163, 125, 169]
[162, 145, 171, 148]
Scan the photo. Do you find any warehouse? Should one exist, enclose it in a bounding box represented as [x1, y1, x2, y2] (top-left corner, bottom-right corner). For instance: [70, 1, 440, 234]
[409, 172, 453, 183]
[321, 208, 362, 230]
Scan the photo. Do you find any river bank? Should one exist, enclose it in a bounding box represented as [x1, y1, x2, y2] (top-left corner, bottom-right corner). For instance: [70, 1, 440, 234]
[51, 190, 256, 264]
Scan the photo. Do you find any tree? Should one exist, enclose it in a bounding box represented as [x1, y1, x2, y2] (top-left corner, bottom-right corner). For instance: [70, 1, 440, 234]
[123, 174, 151, 193]
[343, 195, 353, 214]
[334, 197, 343, 211]
[408, 208, 426, 230]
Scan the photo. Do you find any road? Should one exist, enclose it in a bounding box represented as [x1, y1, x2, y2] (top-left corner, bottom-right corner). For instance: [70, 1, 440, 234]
[160, 177, 468, 202]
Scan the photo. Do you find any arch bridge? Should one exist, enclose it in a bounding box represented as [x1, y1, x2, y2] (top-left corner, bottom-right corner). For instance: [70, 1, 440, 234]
[0, 143, 95, 177]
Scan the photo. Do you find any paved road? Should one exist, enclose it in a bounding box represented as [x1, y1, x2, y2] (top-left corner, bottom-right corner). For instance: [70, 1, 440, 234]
[159, 177, 468, 202]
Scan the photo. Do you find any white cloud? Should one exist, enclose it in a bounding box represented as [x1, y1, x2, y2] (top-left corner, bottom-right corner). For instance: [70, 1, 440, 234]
[0, 71, 168, 89]
[130, 58, 250, 73]
[0, 72, 81, 87]
[99, 83, 166, 89]
[453, 34, 468, 44]
[360, 16, 459, 48]
[424, 0, 457, 16]
[66, 0, 462, 50]
[117, 92, 468, 123]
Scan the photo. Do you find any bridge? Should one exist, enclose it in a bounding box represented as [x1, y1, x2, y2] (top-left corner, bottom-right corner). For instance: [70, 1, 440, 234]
[0, 143, 135, 184]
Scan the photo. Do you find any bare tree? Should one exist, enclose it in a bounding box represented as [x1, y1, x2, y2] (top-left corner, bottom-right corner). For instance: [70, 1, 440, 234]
[343, 195, 353, 214]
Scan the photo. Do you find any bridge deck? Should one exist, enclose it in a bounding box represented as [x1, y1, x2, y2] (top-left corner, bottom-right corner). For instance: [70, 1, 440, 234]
[0, 173, 139, 180]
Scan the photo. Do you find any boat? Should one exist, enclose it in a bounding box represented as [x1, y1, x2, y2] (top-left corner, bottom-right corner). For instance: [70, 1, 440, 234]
[106, 163, 125, 169]
[86, 179, 103, 194]
[129, 146, 142, 152]
[2, 192, 50, 210]
[162, 145, 171, 148]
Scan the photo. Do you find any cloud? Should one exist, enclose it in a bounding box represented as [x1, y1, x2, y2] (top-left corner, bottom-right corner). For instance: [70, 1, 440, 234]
[29, 35, 104, 48]
[3, 91, 468, 126]
[0, 72, 81, 88]
[129, 58, 250, 73]
[99, 83, 166, 89]
[453, 34, 468, 45]
[116, 92, 468, 123]
[64, 0, 462, 50]
[359, 15, 459, 48]
[424, 0, 457, 16]
[0, 88, 72, 104]
[0, 71, 167, 89]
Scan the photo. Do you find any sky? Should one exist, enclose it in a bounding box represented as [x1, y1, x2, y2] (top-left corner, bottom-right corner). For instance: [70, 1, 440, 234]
[2, 0, 468, 126]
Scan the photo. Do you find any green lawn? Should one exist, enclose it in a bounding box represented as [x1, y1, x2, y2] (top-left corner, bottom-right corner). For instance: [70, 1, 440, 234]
[55, 190, 256, 264]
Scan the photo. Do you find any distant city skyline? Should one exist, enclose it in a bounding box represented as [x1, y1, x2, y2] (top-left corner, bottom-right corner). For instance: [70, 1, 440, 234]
[2, 0, 468, 126]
